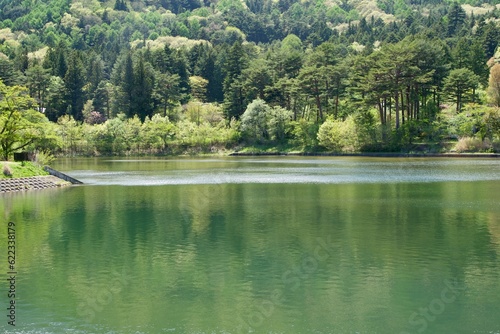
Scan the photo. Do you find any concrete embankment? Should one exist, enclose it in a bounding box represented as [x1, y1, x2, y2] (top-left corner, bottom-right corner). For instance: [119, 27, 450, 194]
[44, 166, 83, 184]
[0, 175, 71, 193]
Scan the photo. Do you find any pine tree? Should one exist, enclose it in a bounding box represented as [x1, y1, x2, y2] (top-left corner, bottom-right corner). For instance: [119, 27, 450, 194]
[223, 41, 246, 119]
[114, 0, 128, 11]
[171, 49, 191, 103]
[443, 68, 479, 112]
[0, 57, 16, 86]
[93, 81, 112, 118]
[123, 52, 135, 117]
[25, 65, 51, 112]
[84, 54, 105, 102]
[64, 51, 86, 121]
[447, 2, 466, 37]
[131, 55, 154, 121]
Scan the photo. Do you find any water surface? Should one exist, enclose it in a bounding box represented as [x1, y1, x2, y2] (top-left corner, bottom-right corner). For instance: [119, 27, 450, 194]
[1, 157, 500, 333]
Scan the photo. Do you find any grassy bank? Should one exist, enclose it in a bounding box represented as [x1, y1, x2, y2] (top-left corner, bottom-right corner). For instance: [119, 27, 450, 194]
[1, 162, 49, 179]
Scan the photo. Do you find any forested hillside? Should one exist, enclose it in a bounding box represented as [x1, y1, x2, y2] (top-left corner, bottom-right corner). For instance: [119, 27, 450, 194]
[1, 0, 500, 156]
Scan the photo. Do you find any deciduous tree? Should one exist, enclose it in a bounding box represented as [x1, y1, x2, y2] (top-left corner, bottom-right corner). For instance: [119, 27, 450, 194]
[488, 63, 500, 107]
[0, 81, 48, 160]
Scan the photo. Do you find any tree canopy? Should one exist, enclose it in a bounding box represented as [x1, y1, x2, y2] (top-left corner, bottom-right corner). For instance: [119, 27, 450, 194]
[0, 80, 51, 160]
[0, 0, 500, 155]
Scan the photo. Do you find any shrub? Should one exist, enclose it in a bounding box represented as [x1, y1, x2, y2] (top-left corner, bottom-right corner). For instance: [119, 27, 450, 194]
[184, 101, 224, 126]
[290, 119, 319, 148]
[454, 137, 490, 152]
[2, 164, 12, 177]
[492, 140, 500, 153]
[317, 116, 358, 152]
[35, 151, 55, 166]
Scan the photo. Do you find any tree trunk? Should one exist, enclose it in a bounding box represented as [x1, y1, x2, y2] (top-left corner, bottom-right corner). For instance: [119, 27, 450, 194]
[335, 93, 339, 119]
[383, 98, 387, 125]
[388, 97, 392, 123]
[406, 87, 411, 120]
[378, 99, 384, 125]
[401, 90, 405, 125]
[315, 94, 323, 122]
[395, 92, 400, 129]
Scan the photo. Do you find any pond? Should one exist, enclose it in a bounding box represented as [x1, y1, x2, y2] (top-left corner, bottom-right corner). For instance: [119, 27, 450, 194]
[2, 157, 500, 333]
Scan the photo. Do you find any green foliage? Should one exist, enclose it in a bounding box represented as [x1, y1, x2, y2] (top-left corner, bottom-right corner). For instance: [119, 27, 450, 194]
[290, 119, 319, 149]
[64, 51, 86, 120]
[184, 101, 224, 126]
[317, 116, 358, 152]
[268, 106, 293, 142]
[353, 110, 378, 150]
[0, 81, 50, 160]
[1, 0, 500, 155]
[240, 99, 270, 142]
[175, 119, 240, 151]
[35, 150, 55, 166]
[482, 107, 500, 141]
[443, 68, 479, 112]
[142, 114, 175, 151]
[281, 34, 303, 53]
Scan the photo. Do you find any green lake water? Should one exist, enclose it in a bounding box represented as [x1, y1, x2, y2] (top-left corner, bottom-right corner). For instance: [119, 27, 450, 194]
[1, 157, 500, 333]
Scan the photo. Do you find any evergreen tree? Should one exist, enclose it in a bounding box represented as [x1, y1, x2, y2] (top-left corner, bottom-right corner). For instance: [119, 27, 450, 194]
[131, 55, 155, 121]
[443, 68, 479, 112]
[0, 57, 17, 86]
[482, 23, 499, 59]
[447, 2, 466, 37]
[171, 49, 191, 103]
[123, 52, 135, 117]
[155, 44, 174, 74]
[154, 72, 181, 116]
[223, 41, 246, 119]
[25, 65, 51, 112]
[86, 53, 105, 99]
[194, 45, 221, 102]
[93, 80, 112, 118]
[64, 51, 86, 120]
[114, 0, 128, 11]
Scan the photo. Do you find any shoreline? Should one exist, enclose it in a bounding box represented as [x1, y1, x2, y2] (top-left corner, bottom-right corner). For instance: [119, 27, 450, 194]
[228, 152, 500, 158]
[51, 151, 500, 159]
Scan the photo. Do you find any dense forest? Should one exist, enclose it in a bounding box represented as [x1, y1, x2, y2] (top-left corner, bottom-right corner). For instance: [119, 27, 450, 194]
[2, 0, 500, 157]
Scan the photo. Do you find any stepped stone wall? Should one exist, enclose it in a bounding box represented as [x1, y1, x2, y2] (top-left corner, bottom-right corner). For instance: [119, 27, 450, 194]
[0, 176, 71, 193]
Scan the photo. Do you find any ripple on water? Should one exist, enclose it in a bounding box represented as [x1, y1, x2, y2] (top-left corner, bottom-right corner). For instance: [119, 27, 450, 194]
[65, 158, 500, 186]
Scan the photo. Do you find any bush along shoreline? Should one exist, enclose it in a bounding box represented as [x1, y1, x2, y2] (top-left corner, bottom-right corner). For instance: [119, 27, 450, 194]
[2, 82, 500, 159]
[37, 101, 499, 158]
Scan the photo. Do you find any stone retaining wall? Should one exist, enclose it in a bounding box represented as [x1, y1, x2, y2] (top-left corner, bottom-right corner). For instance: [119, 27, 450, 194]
[0, 176, 71, 194]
